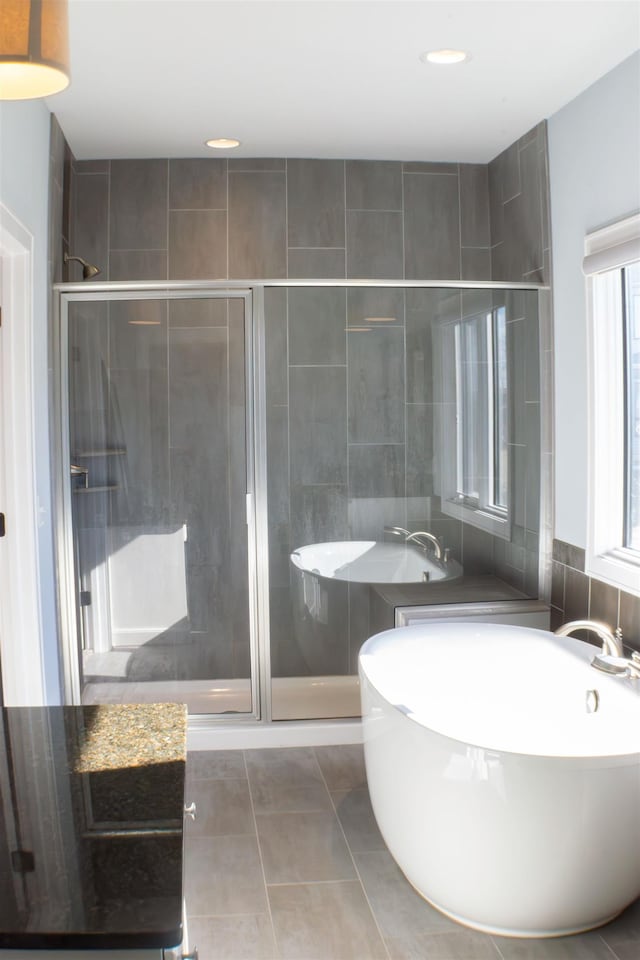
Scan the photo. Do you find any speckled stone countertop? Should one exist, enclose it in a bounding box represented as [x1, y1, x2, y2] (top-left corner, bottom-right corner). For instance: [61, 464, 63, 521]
[0, 703, 187, 950]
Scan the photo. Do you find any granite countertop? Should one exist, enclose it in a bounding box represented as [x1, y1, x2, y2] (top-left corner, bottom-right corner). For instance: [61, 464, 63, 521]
[0, 703, 187, 950]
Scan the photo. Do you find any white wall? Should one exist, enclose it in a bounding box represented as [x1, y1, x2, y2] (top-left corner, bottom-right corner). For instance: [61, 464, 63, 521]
[0, 100, 61, 702]
[548, 51, 640, 549]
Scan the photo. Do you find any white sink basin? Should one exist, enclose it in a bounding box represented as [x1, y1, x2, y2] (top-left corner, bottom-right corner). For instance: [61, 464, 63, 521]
[290, 540, 462, 585]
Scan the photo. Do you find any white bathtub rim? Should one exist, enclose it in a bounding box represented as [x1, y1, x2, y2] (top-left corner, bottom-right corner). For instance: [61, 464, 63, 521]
[358, 622, 640, 759]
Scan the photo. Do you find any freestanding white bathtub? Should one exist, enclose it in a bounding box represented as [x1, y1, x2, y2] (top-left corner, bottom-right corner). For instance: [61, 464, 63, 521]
[359, 622, 640, 938]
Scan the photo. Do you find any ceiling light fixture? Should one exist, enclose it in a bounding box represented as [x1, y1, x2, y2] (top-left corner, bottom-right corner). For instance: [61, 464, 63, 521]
[0, 0, 70, 100]
[205, 138, 241, 149]
[420, 49, 469, 66]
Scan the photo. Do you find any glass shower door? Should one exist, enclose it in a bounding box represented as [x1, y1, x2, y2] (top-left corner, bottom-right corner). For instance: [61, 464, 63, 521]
[65, 293, 255, 716]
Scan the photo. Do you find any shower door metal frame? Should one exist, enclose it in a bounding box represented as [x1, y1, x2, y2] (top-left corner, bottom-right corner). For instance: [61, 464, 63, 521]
[54, 277, 550, 730]
[53, 285, 265, 722]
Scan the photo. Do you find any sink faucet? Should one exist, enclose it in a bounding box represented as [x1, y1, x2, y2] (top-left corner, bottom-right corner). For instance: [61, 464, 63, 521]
[405, 530, 444, 561]
[554, 619, 624, 658]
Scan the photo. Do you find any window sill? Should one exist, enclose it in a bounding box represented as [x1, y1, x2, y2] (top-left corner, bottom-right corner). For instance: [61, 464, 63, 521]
[587, 549, 640, 598]
[441, 497, 511, 540]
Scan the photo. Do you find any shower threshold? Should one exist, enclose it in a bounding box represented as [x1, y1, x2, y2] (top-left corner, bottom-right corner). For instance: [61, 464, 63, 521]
[81, 674, 361, 720]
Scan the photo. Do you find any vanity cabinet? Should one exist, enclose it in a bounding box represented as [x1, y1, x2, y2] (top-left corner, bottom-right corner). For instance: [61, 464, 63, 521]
[0, 705, 188, 959]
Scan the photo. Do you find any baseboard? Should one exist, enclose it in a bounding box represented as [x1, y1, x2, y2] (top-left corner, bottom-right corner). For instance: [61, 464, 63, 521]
[187, 717, 363, 751]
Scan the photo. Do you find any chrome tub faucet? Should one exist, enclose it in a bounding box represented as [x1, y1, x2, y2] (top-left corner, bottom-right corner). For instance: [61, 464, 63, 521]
[554, 619, 624, 658]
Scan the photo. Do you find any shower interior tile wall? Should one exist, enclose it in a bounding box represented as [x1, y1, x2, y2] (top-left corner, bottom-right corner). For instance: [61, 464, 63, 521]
[67, 296, 251, 681]
[265, 286, 542, 676]
[62, 119, 552, 679]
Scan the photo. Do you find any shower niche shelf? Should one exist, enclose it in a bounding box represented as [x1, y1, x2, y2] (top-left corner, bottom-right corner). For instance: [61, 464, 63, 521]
[73, 447, 127, 458]
[73, 484, 119, 494]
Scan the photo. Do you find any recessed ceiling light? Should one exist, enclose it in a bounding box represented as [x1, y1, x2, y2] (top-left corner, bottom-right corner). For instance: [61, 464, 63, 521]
[420, 49, 469, 65]
[205, 137, 241, 149]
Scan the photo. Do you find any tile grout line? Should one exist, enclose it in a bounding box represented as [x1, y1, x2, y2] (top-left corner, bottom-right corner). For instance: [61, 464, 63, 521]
[312, 747, 392, 960]
[598, 933, 624, 960]
[241, 749, 282, 959]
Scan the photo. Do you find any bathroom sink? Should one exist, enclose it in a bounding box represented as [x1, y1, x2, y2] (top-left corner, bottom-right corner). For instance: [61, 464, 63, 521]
[290, 540, 462, 585]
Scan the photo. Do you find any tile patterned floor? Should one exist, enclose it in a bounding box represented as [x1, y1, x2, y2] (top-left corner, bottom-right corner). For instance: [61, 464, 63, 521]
[184, 745, 640, 960]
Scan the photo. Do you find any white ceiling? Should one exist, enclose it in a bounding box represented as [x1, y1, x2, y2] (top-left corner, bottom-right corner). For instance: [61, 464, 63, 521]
[49, 0, 640, 162]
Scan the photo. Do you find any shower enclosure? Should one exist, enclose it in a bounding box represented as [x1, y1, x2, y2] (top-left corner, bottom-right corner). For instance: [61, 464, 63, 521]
[54, 281, 548, 722]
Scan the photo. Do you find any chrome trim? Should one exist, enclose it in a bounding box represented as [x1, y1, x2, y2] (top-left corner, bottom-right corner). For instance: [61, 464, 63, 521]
[252, 285, 273, 724]
[52, 293, 83, 703]
[53, 279, 552, 729]
[242, 289, 262, 722]
[54, 278, 550, 294]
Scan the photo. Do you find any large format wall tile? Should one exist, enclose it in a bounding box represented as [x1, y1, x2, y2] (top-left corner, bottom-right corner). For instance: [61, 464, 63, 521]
[289, 366, 347, 485]
[287, 159, 345, 249]
[72, 171, 109, 280]
[228, 171, 286, 278]
[489, 121, 550, 283]
[403, 172, 461, 280]
[288, 287, 347, 365]
[348, 444, 405, 499]
[346, 210, 403, 279]
[169, 209, 227, 279]
[347, 326, 404, 444]
[169, 158, 227, 210]
[460, 163, 490, 248]
[288, 247, 346, 279]
[109, 159, 168, 251]
[346, 160, 402, 211]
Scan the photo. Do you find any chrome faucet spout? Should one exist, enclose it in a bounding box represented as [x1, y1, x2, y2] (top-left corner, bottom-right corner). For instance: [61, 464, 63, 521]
[384, 525, 411, 540]
[405, 530, 443, 561]
[554, 619, 624, 658]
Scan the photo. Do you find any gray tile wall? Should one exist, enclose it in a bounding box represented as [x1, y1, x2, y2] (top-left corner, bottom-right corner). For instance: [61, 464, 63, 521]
[58, 122, 554, 685]
[70, 156, 498, 282]
[266, 285, 543, 678]
[550, 539, 640, 654]
[488, 121, 551, 285]
[67, 297, 251, 683]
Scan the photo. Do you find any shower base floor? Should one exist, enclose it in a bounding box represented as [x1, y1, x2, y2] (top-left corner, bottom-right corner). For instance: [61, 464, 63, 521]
[81, 674, 361, 720]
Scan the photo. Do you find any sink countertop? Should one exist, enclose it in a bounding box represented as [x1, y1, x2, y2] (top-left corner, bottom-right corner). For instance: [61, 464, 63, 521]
[0, 703, 187, 951]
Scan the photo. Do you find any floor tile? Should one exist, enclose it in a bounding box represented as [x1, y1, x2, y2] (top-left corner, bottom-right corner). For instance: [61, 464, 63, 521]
[599, 896, 640, 958]
[268, 880, 388, 960]
[315, 744, 368, 790]
[386, 928, 501, 959]
[331, 788, 386, 853]
[186, 779, 254, 837]
[245, 747, 332, 813]
[187, 749, 246, 781]
[354, 850, 458, 938]
[184, 835, 268, 917]
[256, 810, 357, 884]
[492, 932, 619, 958]
[187, 913, 278, 959]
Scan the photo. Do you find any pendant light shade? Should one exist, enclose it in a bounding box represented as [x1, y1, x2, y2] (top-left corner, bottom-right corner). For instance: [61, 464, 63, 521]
[0, 0, 70, 100]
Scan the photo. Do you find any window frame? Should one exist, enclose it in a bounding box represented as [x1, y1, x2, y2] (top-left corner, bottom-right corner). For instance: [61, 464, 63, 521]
[585, 212, 640, 596]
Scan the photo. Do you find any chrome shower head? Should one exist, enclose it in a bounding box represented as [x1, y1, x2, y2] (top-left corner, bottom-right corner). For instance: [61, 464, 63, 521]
[64, 252, 101, 280]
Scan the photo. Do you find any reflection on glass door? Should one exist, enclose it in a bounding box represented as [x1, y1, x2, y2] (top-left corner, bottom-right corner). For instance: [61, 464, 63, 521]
[264, 286, 542, 722]
[66, 295, 254, 715]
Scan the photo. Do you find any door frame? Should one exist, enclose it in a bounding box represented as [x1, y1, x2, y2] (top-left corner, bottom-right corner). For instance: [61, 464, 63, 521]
[0, 203, 45, 704]
[53, 285, 263, 718]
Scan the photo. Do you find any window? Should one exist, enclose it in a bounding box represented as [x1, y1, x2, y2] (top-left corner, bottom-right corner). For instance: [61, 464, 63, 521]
[623, 262, 640, 552]
[586, 213, 640, 595]
[440, 305, 510, 538]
